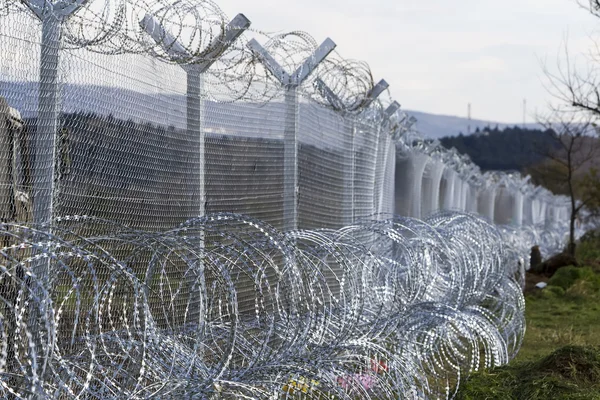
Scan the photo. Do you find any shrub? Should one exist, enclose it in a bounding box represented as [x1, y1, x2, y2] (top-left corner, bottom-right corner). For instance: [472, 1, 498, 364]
[548, 266, 600, 291]
[456, 346, 600, 399]
[543, 285, 566, 297]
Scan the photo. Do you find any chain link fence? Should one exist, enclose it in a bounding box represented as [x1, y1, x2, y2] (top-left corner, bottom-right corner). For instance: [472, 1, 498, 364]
[0, 0, 575, 397]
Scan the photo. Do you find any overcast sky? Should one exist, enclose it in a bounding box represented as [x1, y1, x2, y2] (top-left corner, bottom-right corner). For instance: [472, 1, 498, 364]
[215, 0, 599, 123]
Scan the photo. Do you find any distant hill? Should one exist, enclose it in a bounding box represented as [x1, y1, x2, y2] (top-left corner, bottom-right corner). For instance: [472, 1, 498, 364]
[406, 109, 540, 139]
[1, 80, 534, 141]
[0, 81, 346, 148]
[439, 125, 558, 172]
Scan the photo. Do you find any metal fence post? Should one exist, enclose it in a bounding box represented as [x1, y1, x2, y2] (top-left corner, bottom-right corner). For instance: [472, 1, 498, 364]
[283, 86, 299, 230]
[442, 170, 456, 210]
[248, 38, 336, 231]
[140, 14, 250, 315]
[364, 80, 390, 219]
[513, 190, 524, 227]
[140, 13, 250, 222]
[22, 0, 85, 279]
[377, 101, 400, 217]
[36, 16, 60, 230]
[480, 185, 496, 222]
[21, 0, 87, 389]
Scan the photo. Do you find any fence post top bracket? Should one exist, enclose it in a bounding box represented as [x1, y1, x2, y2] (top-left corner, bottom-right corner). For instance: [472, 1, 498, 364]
[247, 38, 290, 86]
[315, 78, 344, 111]
[23, 0, 87, 20]
[384, 101, 401, 119]
[141, 12, 251, 74]
[291, 37, 336, 86]
[248, 37, 336, 88]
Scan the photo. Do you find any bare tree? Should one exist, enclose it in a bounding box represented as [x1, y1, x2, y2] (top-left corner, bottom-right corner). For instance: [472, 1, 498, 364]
[536, 1, 600, 255]
[543, 1, 600, 117]
[543, 40, 600, 117]
[530, 110, 600, 255]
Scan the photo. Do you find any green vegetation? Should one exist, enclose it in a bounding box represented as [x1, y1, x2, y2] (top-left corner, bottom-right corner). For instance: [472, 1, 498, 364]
[515, 274, 600, 363]
[439, 126, 558, 172]
[547, 266, 600, 292]
[577, 232, 600, 272]
[456, 234, 600, 399]
[457, 346, 600, 400]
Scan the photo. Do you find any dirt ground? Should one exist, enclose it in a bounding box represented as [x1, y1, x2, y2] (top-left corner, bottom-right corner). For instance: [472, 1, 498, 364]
[523, 272, 549, 295]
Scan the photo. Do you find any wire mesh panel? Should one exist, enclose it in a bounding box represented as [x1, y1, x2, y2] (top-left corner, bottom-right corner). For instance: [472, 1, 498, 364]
[420, 160, 445, 218]
[354, 117, 379, 221]
[297, 99, 347, 230]
[466, 184, 479, 213]
[394, 151, 430, 218]
[381, 141, 396, 216]
[205, 100, 285, 229]
[440, 168, 459, 211]
[494, 187, 514, 225]
[0, 0, 576, 397]
[373, 129, 392, 219]
[394, 151, 412, 217]
[56, 50, 196, 231]
[0, 10, 40, 224]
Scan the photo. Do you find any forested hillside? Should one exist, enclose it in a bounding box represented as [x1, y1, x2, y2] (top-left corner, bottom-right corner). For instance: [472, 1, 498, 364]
[439, 126, 559, 171]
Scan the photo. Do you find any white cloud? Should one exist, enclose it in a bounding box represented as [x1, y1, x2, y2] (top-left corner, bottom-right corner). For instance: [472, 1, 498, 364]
[457, 56, 508, 72]
[216, 0, 599, 122]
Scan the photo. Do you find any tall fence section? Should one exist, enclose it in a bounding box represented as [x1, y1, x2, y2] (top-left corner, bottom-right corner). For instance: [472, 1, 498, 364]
[0, 0, 574, 398]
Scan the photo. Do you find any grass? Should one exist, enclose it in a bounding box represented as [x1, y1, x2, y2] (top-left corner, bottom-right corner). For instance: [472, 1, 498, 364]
[577, 236, 600, 273]
[514, 267, 600, 363]
[456, 345, 600, 400]
[456, 233, 600, 399]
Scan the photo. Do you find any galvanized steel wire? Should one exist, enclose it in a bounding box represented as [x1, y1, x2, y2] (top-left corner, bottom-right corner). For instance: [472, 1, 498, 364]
[0, 211, 530, 399]
[0, 0, 576, 398]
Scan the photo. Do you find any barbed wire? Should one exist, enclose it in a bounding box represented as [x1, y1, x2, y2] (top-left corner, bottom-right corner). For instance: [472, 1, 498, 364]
[0, 0, 577, 398]
[0, 211, 547, 398]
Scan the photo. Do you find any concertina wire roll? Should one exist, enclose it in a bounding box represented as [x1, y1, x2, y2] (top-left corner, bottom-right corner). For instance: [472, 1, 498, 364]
[0, 211, 567, 399]
[0, 212, 572, 399]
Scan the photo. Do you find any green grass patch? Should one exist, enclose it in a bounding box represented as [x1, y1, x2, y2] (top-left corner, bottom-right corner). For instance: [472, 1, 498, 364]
[456, 259, 600, 399]
[576, 240, 600, 263]
[576, 232, 600, 273]
[456, 345, 600, 400]
[515, 269, 600, 363]
[548, 266, 600, 291]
